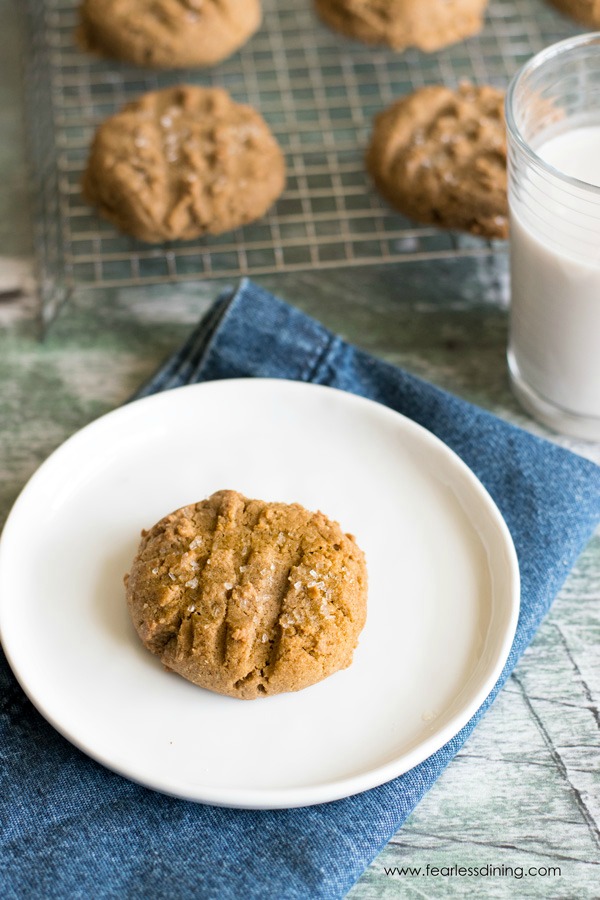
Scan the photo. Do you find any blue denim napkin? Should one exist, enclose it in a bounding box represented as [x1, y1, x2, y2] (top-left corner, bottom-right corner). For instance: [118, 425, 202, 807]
[2, 279, 600, 899]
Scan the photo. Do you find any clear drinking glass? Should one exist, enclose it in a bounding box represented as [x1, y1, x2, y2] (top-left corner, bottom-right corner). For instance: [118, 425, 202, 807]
[506, 34, 600, 441]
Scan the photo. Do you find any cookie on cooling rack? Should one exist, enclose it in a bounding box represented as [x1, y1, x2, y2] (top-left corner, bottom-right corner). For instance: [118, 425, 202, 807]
[366, 83, 508, 239]
[125, 490, 368, 700]
[82, 85, 286, 244]
[78, 0, 261, 68]
[314, 0, 489, 53]
[544, 0, 600, 26]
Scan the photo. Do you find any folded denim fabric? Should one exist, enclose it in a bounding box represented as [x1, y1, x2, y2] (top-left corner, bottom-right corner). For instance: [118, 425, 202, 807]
[2, 279, 600, 900]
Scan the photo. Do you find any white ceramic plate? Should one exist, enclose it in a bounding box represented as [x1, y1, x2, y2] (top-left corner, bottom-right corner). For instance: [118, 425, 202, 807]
[0, 379, 519, 809]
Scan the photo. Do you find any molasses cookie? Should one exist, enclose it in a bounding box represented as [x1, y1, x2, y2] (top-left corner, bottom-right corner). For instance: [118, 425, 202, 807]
[314, 0, 488, 53]
[79, 0, 261, 69]
[545, 0, 600, 27]
[366, 83, 508, 239]
[82, 85, 286, 243]
[125, 490, 368, 699]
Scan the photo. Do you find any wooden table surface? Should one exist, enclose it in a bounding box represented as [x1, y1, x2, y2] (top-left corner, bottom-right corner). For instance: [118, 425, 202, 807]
[1, 2, 599, 897]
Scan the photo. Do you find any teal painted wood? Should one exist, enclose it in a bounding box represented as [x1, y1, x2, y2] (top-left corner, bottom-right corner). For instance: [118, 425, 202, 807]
[0, 2, 598, 897]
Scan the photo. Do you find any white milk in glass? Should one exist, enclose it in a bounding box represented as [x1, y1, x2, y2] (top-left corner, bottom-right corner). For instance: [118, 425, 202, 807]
[509, 125, 600, 427]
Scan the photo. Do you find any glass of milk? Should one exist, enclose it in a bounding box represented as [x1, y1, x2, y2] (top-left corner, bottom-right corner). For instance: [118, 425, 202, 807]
[506, 33, 600, 441]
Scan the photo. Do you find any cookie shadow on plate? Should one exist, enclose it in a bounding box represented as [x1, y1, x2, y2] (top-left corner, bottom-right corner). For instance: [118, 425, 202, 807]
[91, 539, 140, 647]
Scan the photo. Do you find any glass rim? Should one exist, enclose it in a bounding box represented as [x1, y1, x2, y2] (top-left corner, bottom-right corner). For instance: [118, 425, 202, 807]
[505, 32, 600, 197]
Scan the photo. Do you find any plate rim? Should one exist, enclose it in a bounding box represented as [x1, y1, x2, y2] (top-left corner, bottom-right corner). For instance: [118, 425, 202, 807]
[0, 378, 520, 808]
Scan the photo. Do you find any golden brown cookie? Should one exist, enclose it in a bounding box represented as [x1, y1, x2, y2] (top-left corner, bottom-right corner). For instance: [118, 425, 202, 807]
[78, 0, 261, 69]
[125, 490, 368, 699]
[545, 0, 600, 27]
[314, 0, 488, 53]
[366, 83, 508, 239]
[82, 85, 286, 243]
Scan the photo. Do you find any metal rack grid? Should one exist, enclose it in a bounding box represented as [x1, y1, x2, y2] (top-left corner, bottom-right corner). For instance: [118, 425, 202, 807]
[19, 0, 577, 326]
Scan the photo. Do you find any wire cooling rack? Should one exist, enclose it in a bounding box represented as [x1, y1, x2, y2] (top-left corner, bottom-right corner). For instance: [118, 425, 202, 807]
[19, 0, 578, 326]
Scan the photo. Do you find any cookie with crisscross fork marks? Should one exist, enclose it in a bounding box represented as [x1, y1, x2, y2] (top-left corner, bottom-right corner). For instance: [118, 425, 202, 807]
[314, 0, 488, 53]
[366, 83, 508, 239]
[82, 85, 285, 243]
[125, 490, 368, 699]
[78, 0, 261, 68]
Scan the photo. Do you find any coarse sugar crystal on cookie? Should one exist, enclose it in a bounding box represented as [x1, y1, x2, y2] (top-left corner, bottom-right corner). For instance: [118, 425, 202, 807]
[82, 85, 286, 243]
[314, 0, 489, 53]
[78, 0, 261, 69]
[366, 83, 508, 239]
[125, 490, 368, 699]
